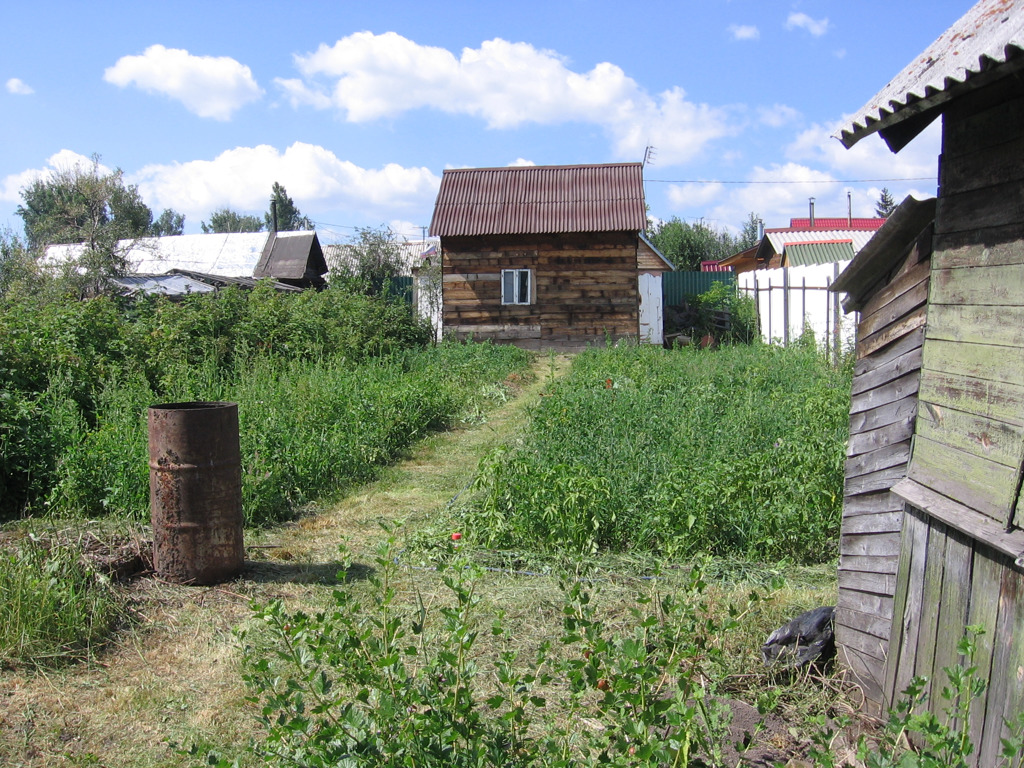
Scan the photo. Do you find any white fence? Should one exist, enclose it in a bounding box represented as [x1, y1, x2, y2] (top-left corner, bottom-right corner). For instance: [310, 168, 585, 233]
[737, 262, 857, 355]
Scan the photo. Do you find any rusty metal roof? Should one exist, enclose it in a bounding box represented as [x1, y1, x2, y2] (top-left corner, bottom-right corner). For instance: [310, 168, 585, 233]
[837, 0, 1024, 150]
[429, 163, 647, 236]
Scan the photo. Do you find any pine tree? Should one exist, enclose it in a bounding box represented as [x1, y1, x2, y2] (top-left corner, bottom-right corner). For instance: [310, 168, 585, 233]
[875, 187, 897, 218]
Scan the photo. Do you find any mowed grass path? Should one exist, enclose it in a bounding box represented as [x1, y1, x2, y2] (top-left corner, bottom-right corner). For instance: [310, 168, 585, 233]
[0, 354, 573, 768]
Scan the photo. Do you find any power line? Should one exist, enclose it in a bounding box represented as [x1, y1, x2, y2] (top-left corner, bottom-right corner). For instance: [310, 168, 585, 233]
[647, 177, 937, 185]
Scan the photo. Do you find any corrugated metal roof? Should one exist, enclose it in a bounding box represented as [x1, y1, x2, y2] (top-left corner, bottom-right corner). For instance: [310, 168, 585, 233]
[45, 232, 326, 282]
[784, 240, 855, 267]
[429, 163, 647, 236]
[764, 228, 878, 254]
[787, 217, 886, 230]
[113, 270, 304, 297]
[837, 0, 1024, 149]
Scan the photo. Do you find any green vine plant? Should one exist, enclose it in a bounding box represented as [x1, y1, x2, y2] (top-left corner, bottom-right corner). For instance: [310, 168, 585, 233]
[188, 532, 770, 767]
[810, 626, 1024, 768]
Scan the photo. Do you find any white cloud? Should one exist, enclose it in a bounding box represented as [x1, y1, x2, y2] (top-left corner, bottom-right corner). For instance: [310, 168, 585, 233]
[667, 182, 724, 209]
[758, 104, 801, 128]
[728, 24, 760, 41]
[662, 119, 941, 233]
[277, 32, 735, 165]
[104, 45, 263, 121]
[6, 78, 33, 95]
[786, 118, 940, 183]
[0, 150, 109, 203]
[509, 158, 536, 167]
[786, 12, 830, 37]
[129, 142, 441, 224]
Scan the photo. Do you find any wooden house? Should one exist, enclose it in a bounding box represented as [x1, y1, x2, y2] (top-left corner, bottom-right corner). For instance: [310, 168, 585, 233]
[428, 163, 673, 351]
[832, 1, 1024, 760]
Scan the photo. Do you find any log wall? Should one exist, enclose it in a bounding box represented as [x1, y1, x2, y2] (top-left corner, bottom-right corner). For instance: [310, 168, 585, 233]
[836, 225, 932, 713]
[441, 232, 641, 350]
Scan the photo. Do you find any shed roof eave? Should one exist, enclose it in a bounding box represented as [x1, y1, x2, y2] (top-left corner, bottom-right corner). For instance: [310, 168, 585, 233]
[831, 195, 936, 310]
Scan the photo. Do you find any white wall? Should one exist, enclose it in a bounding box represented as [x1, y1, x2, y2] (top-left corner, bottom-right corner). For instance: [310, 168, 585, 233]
[738, 262, 857, 353]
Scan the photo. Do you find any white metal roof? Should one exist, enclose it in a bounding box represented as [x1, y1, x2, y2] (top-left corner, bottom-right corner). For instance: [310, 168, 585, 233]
[46, 232, 279, 277]
[837, 0, 1024, 149]
[763, 229, 878, 253]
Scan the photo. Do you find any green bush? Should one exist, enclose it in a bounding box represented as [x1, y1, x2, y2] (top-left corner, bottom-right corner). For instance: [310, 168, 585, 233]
[0, 277, 529, 522]
[202, 536, 759, 768]
[466, 343, 849, 563]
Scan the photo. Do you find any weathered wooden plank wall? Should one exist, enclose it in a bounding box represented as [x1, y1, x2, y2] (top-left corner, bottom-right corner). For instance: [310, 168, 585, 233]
[884, 506, 1024, 766]
[441, 232, 640, 350]
[880, 76, 1024, 765]
[836, 225, 932, 713]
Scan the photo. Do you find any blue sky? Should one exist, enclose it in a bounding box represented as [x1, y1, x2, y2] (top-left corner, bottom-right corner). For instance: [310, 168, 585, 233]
[2, 1, 969, 245]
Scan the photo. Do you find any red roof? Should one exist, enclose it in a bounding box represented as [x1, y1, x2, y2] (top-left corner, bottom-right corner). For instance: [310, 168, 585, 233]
[429, 163, 647, 237]
[785, 217, 886, 230]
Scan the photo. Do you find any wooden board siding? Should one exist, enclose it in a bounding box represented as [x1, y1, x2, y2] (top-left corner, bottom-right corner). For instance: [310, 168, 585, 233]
[441, 232, 640, 349]
[907, 79, 1024, 532]
[884, 505, 1024, 767]
[836, 225, 931, 712]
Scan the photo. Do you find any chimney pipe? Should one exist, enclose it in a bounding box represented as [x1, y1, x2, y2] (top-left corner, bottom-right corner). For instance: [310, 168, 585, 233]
[271, 200, 278, 233]
[809, 197, 815, 227]
[847, 191, 852, 226]
[757, 219, 764, 241]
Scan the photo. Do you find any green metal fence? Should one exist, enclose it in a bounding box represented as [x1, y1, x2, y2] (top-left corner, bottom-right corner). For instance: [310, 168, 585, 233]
[663, 271, 736, 306]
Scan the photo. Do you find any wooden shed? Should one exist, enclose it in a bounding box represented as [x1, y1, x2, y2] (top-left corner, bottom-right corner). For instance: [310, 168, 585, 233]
[428, 163, 673, 351]
[833, 1, 1024, 760]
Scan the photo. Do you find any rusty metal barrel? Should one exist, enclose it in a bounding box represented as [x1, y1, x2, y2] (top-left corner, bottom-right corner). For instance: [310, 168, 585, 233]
[148, 402, 244, 584]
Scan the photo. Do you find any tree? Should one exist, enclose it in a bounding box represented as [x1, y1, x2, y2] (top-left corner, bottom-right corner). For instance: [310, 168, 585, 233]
[875, 187, 897, 218]
[201, 208, 264, 234]
[16, 155, 153, 295]
[737, 211, 763, 250]
[331, 226, 406, 296]
[17, 155, 152, 252]
[648, 216, 739, 271]
[149, 208, 185, 237]
[264, 182, 313, 232]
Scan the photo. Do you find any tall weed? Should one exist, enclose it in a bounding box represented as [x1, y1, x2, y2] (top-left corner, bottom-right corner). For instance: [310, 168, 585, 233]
[467, 343, 849, 563]
[0, 534, 120, 667]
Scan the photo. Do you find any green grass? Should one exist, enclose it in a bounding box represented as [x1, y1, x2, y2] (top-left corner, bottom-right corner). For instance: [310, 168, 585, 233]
[464, 342, 851, 563]
[0, 533, 121, 668]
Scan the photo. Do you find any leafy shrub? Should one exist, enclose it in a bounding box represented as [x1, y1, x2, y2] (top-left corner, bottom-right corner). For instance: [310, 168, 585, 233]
[466, 343, 849, 563]
[0, 274, 528, 522]
[203, 535, 761, 768]
[692, 281, 758, 344]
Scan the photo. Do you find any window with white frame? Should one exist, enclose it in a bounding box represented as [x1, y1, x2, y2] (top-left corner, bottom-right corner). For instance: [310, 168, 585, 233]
[501, 268, 532, 305]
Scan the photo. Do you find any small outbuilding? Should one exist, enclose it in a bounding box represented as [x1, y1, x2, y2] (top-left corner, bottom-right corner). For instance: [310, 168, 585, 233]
[428, 163, 673, 351]
[832, 1, 1024, 761]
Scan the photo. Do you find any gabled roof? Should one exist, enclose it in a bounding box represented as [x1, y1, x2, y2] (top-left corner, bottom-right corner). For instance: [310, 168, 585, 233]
[429, 163, 647, 237]
[761, 228, 879, 262]
[254, 231, 327, 280]
[837, 0, 1024, 151]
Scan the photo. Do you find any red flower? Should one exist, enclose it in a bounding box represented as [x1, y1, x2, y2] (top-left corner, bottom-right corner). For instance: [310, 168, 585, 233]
[451, 532, 462, 541]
